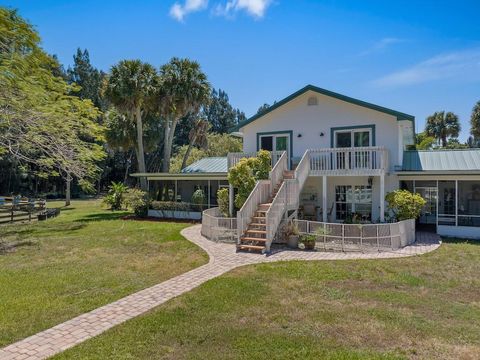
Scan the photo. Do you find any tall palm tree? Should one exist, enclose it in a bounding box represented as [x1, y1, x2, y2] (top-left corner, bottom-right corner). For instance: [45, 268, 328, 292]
[105, 60, 158, 190]
[470, 101, 480, 146]
[425, 111, 461, 148]
[157, 58, 211, 172]
[180, 117, 210, 170]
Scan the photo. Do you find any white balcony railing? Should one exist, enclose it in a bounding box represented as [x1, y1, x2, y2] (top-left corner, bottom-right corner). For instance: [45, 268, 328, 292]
[309, 146, 388, 175]
[227, 151, 284, 169]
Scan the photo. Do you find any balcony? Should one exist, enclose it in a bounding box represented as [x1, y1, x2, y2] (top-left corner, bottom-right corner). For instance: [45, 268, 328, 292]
[308, 146, 388, 176]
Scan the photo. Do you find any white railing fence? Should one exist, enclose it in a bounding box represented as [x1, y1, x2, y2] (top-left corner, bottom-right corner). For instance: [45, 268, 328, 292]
[309, 146, 388, 174]
[227, 151, 284, 169]
[201, 207, 237, 242]
[237, 180, 271, 244]
[294, 218, 415, 251]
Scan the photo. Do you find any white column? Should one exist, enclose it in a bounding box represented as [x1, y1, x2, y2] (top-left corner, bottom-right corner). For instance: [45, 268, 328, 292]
[229, 184, 234, 217]
[380, 174, 385, 222]
[207, 180, 211, 209]
[174, 180, 178, 202]
[322, 176, 327, 222]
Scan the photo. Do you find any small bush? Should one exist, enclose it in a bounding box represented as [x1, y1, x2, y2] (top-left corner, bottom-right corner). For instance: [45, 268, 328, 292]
[386, 189, 426, 221]
[103, 182, 128, 210]
[191, 189, 206, 211]
[217, 188, 230, 217]
[124, 189, 149, 217]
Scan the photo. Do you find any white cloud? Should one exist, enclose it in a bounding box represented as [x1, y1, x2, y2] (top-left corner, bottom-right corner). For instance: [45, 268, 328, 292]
[359, 37, 406, 56]
[169, 0, 208, 22]
[214, 0, 273, 19]
[372, 48, 480, 87]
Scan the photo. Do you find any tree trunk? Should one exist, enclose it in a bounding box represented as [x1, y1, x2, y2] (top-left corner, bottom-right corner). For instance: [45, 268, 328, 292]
[123, 151, 133, 184]
[441, 135, 448, 148]
[162, 116, 179, 173]
[65, 175, 71, 206]
[181, 143, 194, 171]
[135, 107, 147, 190]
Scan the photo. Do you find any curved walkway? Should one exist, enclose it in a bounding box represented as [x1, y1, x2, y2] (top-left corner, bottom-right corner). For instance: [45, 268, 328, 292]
[0, 226, 440, 360]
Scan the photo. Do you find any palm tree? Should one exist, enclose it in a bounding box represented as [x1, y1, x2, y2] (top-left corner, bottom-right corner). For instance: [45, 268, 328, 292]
[157, 58, 211, 172]
[180, 117, 210, 170]
[105, 60, 158, 190]
[425, 111, 461, 148]
[470, 101, 480, 147]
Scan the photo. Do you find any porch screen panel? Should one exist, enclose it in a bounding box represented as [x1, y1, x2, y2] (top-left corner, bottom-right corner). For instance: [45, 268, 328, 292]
[458, 181, 480, 227]
[438, 181, 456, 226]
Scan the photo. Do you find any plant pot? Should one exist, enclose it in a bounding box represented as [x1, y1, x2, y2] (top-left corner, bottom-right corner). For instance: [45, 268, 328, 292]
[287, 235, 299, 249]
[303, 240, 316, 250]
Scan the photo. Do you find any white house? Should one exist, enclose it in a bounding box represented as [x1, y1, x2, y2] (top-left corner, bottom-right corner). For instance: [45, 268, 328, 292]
[134, 85, 480, 250]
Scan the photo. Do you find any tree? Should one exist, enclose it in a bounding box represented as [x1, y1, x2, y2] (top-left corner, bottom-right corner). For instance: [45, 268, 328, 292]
[0, 8, 105, 205]
[157, 58, 211, 172]
[105, 60, 158, 190]
[425, 111, 461, 148]
[180, 117, 210, 170]
[415, 132, 435, 150]
[67, 48, 107, 110]
[169, 133, 242, 173]
[445, 139, 468, 149]
[256, 103, 271, 115]
[203, 88, 244, 133]
[470, 101, 480, 147]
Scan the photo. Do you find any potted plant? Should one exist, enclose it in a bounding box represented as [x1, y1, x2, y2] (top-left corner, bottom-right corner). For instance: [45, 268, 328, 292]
[300, 233, 316, 250]
[285, 221, 300, 249]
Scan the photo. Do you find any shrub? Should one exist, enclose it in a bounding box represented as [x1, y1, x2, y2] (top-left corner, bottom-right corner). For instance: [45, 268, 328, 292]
[150, 201, 191, 212]
[217, 188, 230, 217]
[103, 182, 128, 210]
[386, 189, 426, 221]
[191, 189, 206, 211]
[124, 188, 149, 217]
[227, 150, 272, 209]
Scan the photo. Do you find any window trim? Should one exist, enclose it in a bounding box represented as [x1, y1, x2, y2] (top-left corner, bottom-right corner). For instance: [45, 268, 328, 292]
[256, 130, 293, 159]
[330, 125, 376, 147]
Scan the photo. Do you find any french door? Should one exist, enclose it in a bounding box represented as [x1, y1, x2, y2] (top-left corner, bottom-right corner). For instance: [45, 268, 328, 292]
[334, 128, 372, 169]
[259, 133, 290, 163]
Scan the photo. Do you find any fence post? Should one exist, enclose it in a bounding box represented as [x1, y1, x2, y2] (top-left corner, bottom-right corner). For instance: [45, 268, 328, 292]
[376, 225, 380, 251]
[341, 224, 345, 252]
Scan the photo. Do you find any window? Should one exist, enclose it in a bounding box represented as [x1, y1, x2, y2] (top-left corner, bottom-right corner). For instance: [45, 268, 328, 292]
[334, 128, 372, 148]
[335, 185, 372, 221]
[438, 181, 456, 226]
[258, 133, 290, 156]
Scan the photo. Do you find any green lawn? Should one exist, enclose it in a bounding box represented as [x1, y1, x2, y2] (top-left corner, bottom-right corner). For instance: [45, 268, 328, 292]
[0, 199, 207, 347]
[54, 239, 479, 360]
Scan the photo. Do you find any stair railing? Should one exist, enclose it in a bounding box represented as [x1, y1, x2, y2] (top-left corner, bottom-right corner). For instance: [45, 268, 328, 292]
[269, 151, 288, 191]
[236, 180, 271, 244]
[265, 181, 287, 252]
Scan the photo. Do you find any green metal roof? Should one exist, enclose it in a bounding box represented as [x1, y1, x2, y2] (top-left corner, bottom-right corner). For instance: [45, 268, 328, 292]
[402, 149, 480, 172]
[233, 84, 415, 132]
[181, 157, 228, 174]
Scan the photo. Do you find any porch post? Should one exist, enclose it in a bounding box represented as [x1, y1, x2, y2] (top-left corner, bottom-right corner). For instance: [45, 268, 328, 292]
[207, 180, 211, 209]
[229, 184, 234, 217]
[174, 180, 178, 202]
[322, 176, 327, 222]
[380, 174, 385, 222]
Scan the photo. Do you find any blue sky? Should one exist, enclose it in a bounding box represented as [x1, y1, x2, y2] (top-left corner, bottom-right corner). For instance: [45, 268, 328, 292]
[4, 0, 480, 140]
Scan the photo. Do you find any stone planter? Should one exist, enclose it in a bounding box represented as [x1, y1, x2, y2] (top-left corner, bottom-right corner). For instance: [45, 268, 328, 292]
[287, 235, 299, 249]
[303, 240, 316, 250]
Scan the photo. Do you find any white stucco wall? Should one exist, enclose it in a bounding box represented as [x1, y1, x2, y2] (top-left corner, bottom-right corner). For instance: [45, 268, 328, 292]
[241, 90, 407, 170]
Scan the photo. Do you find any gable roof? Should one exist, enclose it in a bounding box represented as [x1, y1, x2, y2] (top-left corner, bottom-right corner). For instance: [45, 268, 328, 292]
[402, 149, 480, 172]
[181, 157, 228, 174]
[233, 84, 415, 131]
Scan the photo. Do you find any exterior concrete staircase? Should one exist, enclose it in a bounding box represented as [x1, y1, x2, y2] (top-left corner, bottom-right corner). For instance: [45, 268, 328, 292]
[237, 170, 294, 253]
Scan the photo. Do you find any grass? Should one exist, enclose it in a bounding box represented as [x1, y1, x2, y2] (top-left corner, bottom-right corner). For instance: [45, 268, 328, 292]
[0, 199, 208, 347]
[54, 238, 480, 360]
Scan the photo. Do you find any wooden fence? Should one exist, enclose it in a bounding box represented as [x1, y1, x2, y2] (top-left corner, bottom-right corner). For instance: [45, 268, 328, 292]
[0, 197, 47, 225]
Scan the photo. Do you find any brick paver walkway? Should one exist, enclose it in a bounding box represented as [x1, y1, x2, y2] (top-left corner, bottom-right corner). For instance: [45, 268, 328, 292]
[0, 226, 440, 360]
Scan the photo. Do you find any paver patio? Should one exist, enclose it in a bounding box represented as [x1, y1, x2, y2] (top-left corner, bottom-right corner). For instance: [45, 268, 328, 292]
[0, 225, 440, 360]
